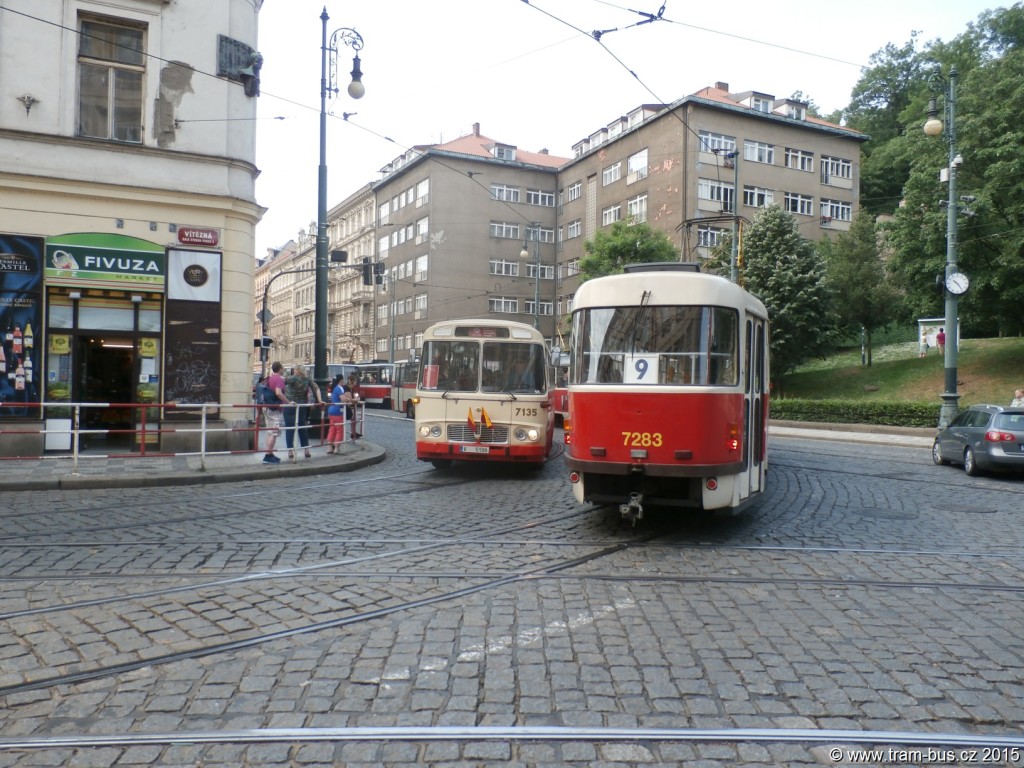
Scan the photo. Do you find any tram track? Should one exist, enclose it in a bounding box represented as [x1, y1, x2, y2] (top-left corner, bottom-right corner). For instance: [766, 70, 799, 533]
[0, 512, 667, 698]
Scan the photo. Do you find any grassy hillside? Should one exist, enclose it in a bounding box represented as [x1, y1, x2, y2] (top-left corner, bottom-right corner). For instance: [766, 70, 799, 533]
[780, 337, 1024, 406]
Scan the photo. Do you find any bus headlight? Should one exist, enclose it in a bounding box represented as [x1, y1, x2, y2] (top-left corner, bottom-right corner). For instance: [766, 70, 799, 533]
[419, 425, 442, 438]
[514, 427, 540, 442]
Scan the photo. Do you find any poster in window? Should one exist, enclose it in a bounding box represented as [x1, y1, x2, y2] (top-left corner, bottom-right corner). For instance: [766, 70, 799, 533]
[0, 235, 43, 417]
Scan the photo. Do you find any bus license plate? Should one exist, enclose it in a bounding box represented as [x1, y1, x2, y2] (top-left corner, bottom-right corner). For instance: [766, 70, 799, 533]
[460, 445, 490, 454]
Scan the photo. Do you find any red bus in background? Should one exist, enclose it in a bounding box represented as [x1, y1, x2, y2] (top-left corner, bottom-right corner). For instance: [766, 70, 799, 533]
[551, 350, 569, 425]
[355, 362, 394, 408]
[391, 359, 419, 418]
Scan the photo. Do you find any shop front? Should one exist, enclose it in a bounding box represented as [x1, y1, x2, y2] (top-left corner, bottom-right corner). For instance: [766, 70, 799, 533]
[0, 231, 232, 456]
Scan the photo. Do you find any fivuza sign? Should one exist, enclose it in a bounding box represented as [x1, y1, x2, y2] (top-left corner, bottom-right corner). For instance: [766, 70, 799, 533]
[45, 233, 165, 289]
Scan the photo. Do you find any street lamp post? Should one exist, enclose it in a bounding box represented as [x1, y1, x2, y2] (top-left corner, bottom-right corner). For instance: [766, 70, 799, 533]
[520, 222, 541, 329]
[923, 67, 963, 427]
[315, 8, 364, 390]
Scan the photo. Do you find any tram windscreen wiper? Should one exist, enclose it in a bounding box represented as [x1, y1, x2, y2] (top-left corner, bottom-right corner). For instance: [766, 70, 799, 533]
[626, 289, 652, 353]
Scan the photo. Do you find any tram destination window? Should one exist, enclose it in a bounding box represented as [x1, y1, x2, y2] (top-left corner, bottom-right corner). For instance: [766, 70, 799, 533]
[574, 305, 738, 386]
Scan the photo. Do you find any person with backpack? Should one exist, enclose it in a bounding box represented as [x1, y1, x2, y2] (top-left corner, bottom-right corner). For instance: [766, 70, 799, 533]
[283, 364, 317, 462]
[259, 361, 287, 464]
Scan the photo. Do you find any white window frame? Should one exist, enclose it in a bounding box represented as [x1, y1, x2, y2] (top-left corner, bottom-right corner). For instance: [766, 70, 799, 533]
[697, 225, 726, 248]
[784, 192, 814, 216]
[490, 259, 520, 277]
[627, 149, 648, 183]
[602, 204, 622, 226]
[698, 131, 736, 153]
[566, 181, 582, 202]
[820, 199, 852, 222]
[698, 179, 735, 212]
[626, 193, 648, 223]
[567, 220, 582, 239]
[785, 148, 814, 172]
[602, 161, 622, 186]
[743, 140, 775, 165]
[743, 185, 773, 208]
[489, 221, 521, 239]
[821, 156, 853, 185]
[526, 188, 555, 206]
[488, 296, 519, 314]
[490, 183, 520, 202]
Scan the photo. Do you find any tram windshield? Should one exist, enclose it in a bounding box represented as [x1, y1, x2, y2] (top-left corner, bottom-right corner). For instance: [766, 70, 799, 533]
[419, 340, 547, 393]
[572, 305, 738, 386]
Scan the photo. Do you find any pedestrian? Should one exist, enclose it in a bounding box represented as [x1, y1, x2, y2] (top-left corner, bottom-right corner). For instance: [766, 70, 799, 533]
[346, 372, 362, 439]
[918, 338, 928, 358]
[935, 327, 946, 355]
[282, 364, 315, 462]
[261, 361, 287, 464]
[1011, 389, 1024, 407]
[325, 374, 350, 453]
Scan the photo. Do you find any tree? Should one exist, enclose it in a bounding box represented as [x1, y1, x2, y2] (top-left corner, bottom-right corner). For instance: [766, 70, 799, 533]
[578, 220, 677, 281]
[708, 206, 834, 388]
[818, 213, 897, 365]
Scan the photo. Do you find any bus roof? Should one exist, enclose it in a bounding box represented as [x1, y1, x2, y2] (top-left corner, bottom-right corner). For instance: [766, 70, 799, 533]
[423, 318, 544, 341]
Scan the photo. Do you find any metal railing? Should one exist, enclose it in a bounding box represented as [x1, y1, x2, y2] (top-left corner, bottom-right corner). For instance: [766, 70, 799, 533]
[0, 400, 365, 471]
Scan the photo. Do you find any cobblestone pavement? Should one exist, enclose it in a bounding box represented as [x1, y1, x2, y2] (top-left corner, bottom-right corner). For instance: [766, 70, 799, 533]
[0, 412, 1022, 767]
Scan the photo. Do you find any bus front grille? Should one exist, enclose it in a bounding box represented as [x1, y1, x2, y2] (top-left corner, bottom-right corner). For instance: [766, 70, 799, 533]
[447, 424, 509, 443]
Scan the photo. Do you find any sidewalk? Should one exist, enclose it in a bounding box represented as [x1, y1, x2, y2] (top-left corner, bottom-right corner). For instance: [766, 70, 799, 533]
[2, 439, 386, 492]
[2, 421, 936, 492]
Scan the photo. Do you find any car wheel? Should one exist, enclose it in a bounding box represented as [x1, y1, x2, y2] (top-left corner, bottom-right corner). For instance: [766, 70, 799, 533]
[932, 440, 947, 465]
[964, 447, 980, 476]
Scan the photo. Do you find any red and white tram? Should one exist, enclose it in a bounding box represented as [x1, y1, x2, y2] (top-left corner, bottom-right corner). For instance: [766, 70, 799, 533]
[415, 319, 554, 468]
[354, 362, 394, 408]
[564, 262, 769, 520]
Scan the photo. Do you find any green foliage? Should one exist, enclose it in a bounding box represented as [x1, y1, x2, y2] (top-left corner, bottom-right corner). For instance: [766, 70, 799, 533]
[737, 206, 835, 382]
[818, 213, 898, 365]
[771, 399, 940, 428]
[776, 337, 1024, 427]
[579, 220, 677, 281]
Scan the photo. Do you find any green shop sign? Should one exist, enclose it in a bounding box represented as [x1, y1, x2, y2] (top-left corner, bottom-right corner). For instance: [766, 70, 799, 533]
[45, 233, 165, 289]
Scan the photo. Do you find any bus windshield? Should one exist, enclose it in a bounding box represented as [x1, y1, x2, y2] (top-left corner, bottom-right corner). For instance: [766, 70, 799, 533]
[419, 340, 546, 393]
[573, 305, 738, 386]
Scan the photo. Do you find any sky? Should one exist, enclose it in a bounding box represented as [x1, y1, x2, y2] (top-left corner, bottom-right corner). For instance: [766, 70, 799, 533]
[252, 0, 998, 258]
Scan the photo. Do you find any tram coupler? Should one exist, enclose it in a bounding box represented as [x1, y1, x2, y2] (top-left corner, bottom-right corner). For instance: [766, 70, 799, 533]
[619, 492, 644, 524]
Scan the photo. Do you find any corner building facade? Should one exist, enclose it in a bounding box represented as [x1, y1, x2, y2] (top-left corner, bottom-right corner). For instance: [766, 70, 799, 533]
[0, 0, 264, 455]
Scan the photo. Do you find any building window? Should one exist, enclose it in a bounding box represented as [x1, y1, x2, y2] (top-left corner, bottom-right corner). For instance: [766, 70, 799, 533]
[785, 148, 814, 172]
[489, 221, 521, 239]
[492, 145, 516, 161]
[627, 149, 648, 182]
[490, 259, 520, 277]
[489, 296, 518, 313]
[743, 185, 773, 208]
[526, 189, 555, 206]
[566, 181, 582, 202]
[821, 156, 852, 185]
[490, 183, 520, 202]
[626, 193, 647, 223]
[525, 300, 554, 316]
[751, 96, 771, 113]
[602, 204, 622, 226]
[698, 179, 735, 212]
[697, 225, 726, 247]
[820, 199, 852, 222]
[566, 258, 580, 276]
[526, 263, 554, 280]
[567, 220, 582, 239]
[784, 192, 814, 216]
[698, 130, 736, 153]
[416, 178, 430, 205]
[78, 18, 145, 142]
[744, 140, 774, 165]
[602, 161, 622, 186]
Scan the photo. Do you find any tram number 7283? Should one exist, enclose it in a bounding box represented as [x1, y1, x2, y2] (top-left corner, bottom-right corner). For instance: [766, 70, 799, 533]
[622, 431, 663, 447]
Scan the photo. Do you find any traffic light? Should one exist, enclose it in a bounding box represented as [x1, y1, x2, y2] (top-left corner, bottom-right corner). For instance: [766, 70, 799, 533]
[361, 257, 373, 286]
[374, 261, 385, 284]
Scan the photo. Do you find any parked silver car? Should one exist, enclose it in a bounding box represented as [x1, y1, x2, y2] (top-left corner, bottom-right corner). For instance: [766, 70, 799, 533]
[932, 404, 1024, 476]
